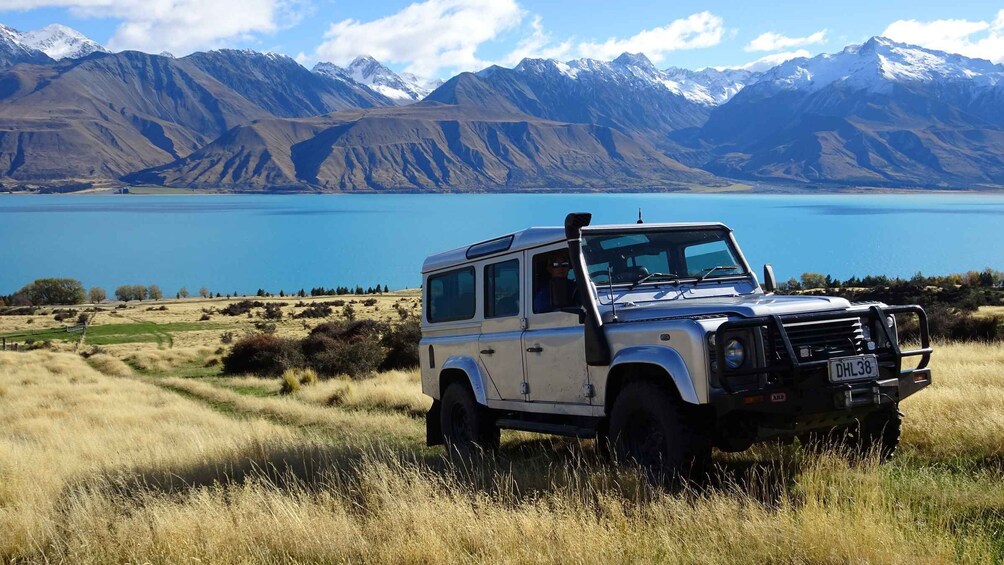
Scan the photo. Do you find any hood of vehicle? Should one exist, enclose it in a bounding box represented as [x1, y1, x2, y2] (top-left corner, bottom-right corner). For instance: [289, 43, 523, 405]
[602, 292, 853, 322]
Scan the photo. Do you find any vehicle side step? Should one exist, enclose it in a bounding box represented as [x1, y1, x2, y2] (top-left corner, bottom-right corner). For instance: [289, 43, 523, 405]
[495, 418, 597, 438]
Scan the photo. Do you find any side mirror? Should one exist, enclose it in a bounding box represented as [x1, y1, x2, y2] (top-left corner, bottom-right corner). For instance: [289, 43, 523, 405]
[763, 264, 777, 294]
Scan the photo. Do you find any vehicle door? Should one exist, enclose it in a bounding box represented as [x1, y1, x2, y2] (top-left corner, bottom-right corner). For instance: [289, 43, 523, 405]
[522, 245, 591, 405]
[477, 257, 525, 400]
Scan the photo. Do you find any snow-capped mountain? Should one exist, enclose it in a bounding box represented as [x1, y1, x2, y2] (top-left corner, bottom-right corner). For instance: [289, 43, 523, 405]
[0, 24, 52, 67]
[498, 52, 755, 107]
[693, 36, 1004, 187]
[661, 67, 759, 106]
[313, 56, 441, 104]
[18, 24, 107, 60]
[753, 36, 1004, 95]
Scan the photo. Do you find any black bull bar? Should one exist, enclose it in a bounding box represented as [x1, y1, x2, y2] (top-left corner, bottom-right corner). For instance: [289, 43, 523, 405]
[711, 305, 932, 415]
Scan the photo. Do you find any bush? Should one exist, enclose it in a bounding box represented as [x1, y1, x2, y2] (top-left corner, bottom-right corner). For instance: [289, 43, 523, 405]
[362, 298, 378, 307]
[295, 304, 332, 319]
[379, 319, 422, 371]
[303, 320, 387, 379]
[220, 300, 265, 316]
[261, 303, 283, 320]
[222, 334, 305, 376]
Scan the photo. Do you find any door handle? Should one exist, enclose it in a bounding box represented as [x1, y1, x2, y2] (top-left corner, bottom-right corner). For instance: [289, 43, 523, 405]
[479, 348, 495, 355]
[526, 346, 543, 353]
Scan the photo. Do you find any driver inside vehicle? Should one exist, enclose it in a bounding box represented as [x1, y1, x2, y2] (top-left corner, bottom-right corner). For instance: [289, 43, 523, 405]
[533, 250, 578, 313]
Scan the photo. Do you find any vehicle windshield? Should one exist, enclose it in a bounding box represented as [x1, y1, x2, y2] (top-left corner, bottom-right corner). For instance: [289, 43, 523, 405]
[582, 229, 747, 287]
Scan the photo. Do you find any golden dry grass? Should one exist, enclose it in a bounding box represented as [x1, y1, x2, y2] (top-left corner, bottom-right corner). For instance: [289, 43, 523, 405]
[0, 342, 1001, 563]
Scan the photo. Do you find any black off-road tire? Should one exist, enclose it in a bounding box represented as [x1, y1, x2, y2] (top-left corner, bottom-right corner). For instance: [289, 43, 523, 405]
[440, 382, 500, 456]
[802, 405, 902, 461]
[608, 381, 711, 482]
[857, 405, 903, 461]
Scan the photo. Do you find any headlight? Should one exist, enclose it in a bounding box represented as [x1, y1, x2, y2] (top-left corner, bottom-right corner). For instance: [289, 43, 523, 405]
[725, 338, 745, 369]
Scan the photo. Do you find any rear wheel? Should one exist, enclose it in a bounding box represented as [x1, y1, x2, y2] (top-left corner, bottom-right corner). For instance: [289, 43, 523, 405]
[440, 382, 499, 456]
[608, 381, 710, 482]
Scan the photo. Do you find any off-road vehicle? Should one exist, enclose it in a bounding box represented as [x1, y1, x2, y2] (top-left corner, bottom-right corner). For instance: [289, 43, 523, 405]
[419, 213, 932, 476]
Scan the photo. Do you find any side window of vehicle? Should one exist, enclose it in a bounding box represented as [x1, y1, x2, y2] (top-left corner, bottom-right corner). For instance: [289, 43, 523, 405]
[684, 240, 736, 277]
[484, 259, 520, 318]
[532, 249, 576, 314]
[427, 267, 476, 323]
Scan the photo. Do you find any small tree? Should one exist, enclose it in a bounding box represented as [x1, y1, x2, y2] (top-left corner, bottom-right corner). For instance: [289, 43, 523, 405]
[179, 287, 190, 298]
[342, 303, 356, 321]
[88, 287, 106, 303]
[131, 284, 146, 302]
[800, 272, 827, 290]
[147, 285, 163, 300]
[199, 287, 210, 298]
[115, 285, 133, 302]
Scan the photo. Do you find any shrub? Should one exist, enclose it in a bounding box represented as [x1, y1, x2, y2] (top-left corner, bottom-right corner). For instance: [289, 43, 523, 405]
[220, 331, 234, 344]
[220, 300, 265, 316]
[222, 334, 304, 376]
[379, 319, 422, 371]
[261, 303, 283, 320]
[295, 304, 332, 319]
[303, 320, 387, 379]
[362, 298, 378, 307]
[199, 313, 211, 321]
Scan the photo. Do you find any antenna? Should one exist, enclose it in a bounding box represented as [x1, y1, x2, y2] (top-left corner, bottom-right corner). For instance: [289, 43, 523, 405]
[607, 266, 618, 321]
[637, 208, 643, 224]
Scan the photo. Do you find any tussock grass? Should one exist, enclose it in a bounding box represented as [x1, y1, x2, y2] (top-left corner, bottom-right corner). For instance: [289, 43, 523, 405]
[1, 343, 1002, 563]
[294, 369, 430, 417]
[83, 352, 133, 376]
[123, 345, 215, 372]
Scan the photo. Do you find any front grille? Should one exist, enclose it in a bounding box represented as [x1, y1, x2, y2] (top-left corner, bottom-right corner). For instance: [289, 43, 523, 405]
[766, 317, 865, 363]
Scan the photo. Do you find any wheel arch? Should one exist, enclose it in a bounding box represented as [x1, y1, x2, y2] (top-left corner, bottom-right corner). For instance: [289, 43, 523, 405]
[438, 356, 489, 406]
[605, 346, 701, 413]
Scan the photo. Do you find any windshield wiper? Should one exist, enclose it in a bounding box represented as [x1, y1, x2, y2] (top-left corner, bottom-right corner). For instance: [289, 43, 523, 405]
[629, 272, 682, 289]
[696, 265, 740, 282]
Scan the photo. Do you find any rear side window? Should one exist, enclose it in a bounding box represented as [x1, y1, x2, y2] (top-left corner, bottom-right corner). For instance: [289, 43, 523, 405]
[485, 259, 520, 318]
[427, 268, 476, 323]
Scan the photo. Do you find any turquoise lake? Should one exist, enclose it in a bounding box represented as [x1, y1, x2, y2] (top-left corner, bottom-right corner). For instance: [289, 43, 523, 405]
[1, 192, 1002, 295]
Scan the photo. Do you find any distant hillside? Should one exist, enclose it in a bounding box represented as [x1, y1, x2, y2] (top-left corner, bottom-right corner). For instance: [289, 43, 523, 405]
[127, 104, 714, 191]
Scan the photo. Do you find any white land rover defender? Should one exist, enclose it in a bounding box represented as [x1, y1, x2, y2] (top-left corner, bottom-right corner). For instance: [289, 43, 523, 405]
[420, 213, 932, 476]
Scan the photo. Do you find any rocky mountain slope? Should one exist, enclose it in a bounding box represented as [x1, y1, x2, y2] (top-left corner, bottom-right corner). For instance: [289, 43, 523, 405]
[127, 104, 713, 190]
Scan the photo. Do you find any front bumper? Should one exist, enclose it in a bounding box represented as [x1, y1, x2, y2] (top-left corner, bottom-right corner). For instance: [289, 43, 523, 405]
[709, 304, 933, 425]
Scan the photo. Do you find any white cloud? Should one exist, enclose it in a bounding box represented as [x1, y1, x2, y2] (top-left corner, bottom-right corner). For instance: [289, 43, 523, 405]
[882, 11, 1004, 62]
[314, 0, 523, 78]
[501, 14, 573, 66]
[728, 49, 811, 72]
[574, 11, 724, 63]
[745, 30, 826, 52]
[0, 0, 299, 55]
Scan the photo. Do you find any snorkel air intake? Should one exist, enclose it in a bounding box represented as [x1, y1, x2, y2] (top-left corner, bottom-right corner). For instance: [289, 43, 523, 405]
[565, 213, 611, 366]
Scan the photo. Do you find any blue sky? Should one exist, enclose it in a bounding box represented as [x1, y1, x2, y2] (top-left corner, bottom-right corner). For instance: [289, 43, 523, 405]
[2, 0, 1004, 77]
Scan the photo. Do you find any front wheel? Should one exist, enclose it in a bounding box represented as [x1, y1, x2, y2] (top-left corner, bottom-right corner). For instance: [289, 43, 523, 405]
[608, 381, 710, 481]
[440, 382, 499, 456]
[801, 405, 902, 461]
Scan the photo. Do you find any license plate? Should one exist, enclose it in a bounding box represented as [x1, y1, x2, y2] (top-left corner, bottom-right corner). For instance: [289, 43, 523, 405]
[828, 355, 880, 383]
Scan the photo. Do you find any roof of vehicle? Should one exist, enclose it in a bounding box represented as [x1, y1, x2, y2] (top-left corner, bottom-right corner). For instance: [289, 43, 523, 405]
[422, 221, 731, 274]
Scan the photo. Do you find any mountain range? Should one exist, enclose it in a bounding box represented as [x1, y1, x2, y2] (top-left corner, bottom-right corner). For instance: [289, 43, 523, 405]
[2, 24, 1004, 191]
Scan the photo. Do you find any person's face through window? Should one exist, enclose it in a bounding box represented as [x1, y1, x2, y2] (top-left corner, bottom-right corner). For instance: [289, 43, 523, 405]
[547, 253, 571, 279]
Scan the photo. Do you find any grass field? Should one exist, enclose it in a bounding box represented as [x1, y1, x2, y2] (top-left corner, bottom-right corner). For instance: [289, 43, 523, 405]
[0, 296, 1002, 563]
